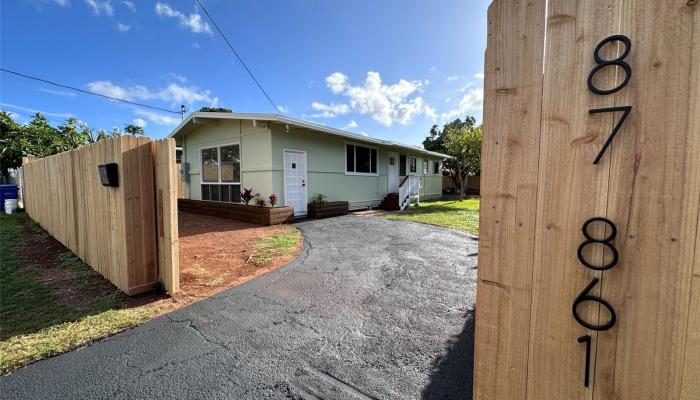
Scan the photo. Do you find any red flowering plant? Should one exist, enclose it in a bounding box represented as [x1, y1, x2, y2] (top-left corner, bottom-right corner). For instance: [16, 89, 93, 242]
[269, 193, 278, 207]
[241, 187, 253, 205]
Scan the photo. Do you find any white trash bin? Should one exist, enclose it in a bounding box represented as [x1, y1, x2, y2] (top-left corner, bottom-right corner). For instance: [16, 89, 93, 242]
[4, 199, 18, 214]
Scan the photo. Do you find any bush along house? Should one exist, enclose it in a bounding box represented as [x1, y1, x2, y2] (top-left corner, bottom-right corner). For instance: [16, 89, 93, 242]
[170, 112, 449, 217]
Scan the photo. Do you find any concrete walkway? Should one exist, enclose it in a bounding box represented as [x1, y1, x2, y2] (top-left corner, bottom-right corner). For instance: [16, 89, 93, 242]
[1, 215, 477, 399]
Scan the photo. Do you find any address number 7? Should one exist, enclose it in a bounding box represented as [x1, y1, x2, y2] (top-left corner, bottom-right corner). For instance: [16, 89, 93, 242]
[589, 106, 632, 165]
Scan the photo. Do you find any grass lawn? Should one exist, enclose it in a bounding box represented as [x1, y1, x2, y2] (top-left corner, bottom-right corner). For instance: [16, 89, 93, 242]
[381, 196, 480, 234]
[248, 228, 302, 265]
[0, 213, 162, 374]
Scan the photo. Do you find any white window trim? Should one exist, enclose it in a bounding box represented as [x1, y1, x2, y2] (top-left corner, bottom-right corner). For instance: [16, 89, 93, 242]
[422, 159, 429, 175]
[344, 141, 379, 176]
[200, 143, 241, 185]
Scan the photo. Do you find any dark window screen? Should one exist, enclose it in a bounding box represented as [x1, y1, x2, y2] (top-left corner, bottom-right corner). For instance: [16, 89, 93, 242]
[346, 144, 355, 172]
[356, 146, 371, 173]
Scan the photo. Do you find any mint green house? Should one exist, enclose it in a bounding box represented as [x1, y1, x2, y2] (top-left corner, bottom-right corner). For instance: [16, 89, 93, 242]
[169, 112, 449, 216]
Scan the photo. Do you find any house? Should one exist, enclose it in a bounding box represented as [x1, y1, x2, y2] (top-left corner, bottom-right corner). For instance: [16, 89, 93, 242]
[169, 112, 449, 216]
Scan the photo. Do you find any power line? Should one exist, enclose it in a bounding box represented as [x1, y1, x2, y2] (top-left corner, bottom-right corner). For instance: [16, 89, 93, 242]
[0, 68, 182, 115]
[195, 0, 281, 114]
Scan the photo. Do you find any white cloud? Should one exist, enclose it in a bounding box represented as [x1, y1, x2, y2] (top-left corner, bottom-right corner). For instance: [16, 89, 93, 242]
[86, 79, 219, 106]
[132, 118, 147, 127]
[133, 109, 180, 126]
[191, 43, 200, 49]
[84, 0, 113, 15]
[310, 102, 350, 118]
[446, 75, 459, 81]
[342, 120, 358, 129]
[424, 104, 437, 121]
[359, 131, 368, 137]
[116, 22, 130, 32]
[474, 72, 485, 80]
[458, 82, 475, 93]
[430, 66, 436, 72]
[155, 2, 212, 35]
[167, 73, 187, 84]
[445, 97, 452, 103]
[316, 71, 434, 126]
[39, 87, 76, 97]
[121, 0, 134, 12]
[53, 0, 69, 6]
[440, 88, 483, 121]
[277, 105, 289, 113]
[0, 102, 74, 119]
[325, 72, 348, 94]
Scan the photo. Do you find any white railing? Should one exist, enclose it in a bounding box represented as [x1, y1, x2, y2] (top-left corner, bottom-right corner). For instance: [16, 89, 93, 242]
[398, 175, 420, 210]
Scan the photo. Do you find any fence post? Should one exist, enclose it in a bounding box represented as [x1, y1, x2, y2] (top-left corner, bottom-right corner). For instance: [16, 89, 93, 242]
[154, 139, 180, 293]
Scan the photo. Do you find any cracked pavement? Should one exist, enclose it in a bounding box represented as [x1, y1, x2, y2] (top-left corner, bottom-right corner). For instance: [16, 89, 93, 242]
[1, 215, 477, 399]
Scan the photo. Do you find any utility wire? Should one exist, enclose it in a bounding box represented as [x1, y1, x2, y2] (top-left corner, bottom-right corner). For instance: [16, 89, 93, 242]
[0, 68, 182, 115]
[195, 0, 281, 114]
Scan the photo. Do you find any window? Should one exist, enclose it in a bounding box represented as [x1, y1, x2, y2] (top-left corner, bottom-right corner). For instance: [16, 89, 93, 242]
[433, 160, 440, 175]
[346, 143, 378, 175]
[200, 144, 241, 203]
[409, 157, 417, 173]
[422, 159, 429, 174]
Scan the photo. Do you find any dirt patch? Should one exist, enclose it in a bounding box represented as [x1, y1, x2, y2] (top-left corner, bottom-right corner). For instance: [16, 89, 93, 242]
[175, 211, 302, 303]
[19, 219, 122, 307]
[11, 212, 301, 321]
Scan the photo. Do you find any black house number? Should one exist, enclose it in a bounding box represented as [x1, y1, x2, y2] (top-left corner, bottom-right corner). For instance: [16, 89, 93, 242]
[573, 35, 632, 388]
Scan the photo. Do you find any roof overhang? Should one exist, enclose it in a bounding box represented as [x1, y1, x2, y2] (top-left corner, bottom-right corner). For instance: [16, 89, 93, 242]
[168, 112, 452, 159]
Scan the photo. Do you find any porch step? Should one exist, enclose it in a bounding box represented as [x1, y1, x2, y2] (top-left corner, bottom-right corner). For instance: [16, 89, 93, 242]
[379, 193, 401, 211]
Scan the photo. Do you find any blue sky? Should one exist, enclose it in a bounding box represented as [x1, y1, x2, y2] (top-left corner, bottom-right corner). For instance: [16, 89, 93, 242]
[1, 0, 489, 144]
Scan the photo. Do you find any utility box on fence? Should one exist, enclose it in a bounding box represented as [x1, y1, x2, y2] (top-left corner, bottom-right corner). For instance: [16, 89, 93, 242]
[474, 1, 700, 400]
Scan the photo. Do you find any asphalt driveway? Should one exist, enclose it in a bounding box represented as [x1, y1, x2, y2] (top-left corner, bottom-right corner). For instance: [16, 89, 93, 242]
[1, 215, 477, 399]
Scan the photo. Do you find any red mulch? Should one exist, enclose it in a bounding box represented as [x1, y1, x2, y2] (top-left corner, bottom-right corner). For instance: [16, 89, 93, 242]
[15, 211, 301, 312]
[174, 211, 301, 304]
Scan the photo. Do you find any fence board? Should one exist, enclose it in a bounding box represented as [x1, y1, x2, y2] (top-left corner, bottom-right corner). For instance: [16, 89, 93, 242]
[154, 139, 180, 293]
[21, 136, 177, 295]
[472, 1, 546, 399]
[527, 1, 620, 398]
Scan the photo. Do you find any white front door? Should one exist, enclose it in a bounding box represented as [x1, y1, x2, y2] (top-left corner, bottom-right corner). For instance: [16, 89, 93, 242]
[388, 151, 399, 193]
[283, 150, 307, 216]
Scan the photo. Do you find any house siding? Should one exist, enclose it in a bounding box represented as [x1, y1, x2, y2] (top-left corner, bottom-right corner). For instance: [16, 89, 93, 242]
[178, 119, 443, 210]
[270, 125, 443, 209]
[178, 119, 274, 201]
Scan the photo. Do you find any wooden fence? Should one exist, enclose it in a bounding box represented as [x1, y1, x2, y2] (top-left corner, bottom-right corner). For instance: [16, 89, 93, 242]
[442, 175, 480, 192]
[475, 1, 699, 399]
[22, 136, 179, 295]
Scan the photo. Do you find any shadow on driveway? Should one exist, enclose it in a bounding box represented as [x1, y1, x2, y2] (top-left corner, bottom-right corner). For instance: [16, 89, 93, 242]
[422, 309, 475, 400]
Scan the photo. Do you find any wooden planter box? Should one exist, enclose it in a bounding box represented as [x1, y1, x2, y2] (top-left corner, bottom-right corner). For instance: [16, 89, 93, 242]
[178, 199, 294, 225]
[308, 201, 349, 219]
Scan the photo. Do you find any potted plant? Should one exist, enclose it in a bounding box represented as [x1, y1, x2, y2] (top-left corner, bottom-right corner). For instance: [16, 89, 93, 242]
[308, 193, 348, 218]
[254, 193, 265, 207]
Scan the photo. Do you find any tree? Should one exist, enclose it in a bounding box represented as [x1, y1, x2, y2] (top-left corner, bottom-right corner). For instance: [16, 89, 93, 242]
[0, 110, 135, 180]
[198, 107, 232, 113]
[423, 116, 481, 193]
[123, 123, 145, 136]
[0, 110, 24, 175]
[443, 122, 482, 200]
